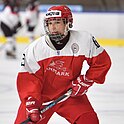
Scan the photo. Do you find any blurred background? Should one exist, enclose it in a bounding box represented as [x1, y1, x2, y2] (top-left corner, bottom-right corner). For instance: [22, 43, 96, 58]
[1, 0, 124, 12]
[0, 0, 124, 12]
[0, 0, 124, 124]
[0, 0, 124, 45]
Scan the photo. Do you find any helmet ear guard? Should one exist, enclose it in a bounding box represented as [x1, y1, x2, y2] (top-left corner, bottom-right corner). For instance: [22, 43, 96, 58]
[69, 23, 73, 28]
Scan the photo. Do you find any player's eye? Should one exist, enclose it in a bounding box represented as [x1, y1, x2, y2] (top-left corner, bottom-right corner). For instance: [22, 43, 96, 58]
[56, 21, 61, 24]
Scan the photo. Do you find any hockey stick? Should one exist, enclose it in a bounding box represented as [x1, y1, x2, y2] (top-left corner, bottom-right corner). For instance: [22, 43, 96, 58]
[15, 24, 26, 35]
[20, 88, 72, 124]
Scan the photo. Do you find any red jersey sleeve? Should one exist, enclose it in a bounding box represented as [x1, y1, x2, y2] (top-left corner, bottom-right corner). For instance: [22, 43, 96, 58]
[16, 46, 43, 103]
[85, 36, 111, 84]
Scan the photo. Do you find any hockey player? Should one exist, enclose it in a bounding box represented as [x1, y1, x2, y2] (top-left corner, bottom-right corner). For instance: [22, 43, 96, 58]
[0, 0, 22, 58]
[25, 0, 39, 42]
[14, 5, 111, 124]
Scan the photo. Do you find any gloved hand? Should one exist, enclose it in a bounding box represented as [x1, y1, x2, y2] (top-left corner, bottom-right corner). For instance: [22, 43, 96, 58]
[71, 75, 94, 96]
[13, 21, 22, 34]
[26, 97, 41, 123]
[17, 21, 22, 28]
[26, 19, 30, 25]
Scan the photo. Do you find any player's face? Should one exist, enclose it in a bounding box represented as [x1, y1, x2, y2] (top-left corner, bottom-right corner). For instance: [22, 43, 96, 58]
[47, 18, 66, 35]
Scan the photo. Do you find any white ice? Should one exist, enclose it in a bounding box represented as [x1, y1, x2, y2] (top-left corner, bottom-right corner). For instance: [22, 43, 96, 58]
[0, 44, 124, 124]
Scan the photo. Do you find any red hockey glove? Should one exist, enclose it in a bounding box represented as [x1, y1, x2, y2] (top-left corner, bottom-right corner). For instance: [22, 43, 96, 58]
[71, 75, 94, 96]
[26, 97, 41, 123]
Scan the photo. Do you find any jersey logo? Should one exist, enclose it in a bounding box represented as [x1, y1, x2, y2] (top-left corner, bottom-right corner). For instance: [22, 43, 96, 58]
[46, 10, 61, 18]
[92, 36, 100, 48]
[71, 43, 79, 54]
[49, 60, 66, 71]
[46, 60, 70, 77]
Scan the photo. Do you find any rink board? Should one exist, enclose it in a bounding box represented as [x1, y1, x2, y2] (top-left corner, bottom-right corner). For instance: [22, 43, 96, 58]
[0, 36, 124, 46]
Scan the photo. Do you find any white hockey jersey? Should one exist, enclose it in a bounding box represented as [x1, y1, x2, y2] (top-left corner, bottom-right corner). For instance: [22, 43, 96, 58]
[17, 30, 111, 103]
[0, 6, 20, 29]
[25, 1, 39, 26]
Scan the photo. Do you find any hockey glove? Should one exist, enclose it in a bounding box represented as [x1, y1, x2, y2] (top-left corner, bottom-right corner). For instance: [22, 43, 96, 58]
[71, 75, 93, 96]
[26, 19, 30, 25]
[13, 21, 22, 34]
[26, 97, 41, 123]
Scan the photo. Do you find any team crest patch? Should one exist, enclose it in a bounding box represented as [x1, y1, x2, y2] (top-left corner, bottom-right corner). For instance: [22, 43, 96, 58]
[71, 43, 79, 54]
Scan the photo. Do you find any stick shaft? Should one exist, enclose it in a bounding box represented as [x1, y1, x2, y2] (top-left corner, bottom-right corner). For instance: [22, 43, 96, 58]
[20, 89, 72, 124]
